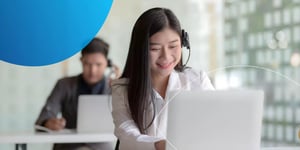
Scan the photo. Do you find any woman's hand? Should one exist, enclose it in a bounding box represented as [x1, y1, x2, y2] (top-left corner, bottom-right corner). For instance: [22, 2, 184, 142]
[155, 140, 166, 150]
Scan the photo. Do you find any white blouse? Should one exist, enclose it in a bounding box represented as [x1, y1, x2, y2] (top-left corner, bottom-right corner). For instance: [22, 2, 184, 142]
[111, 68, 214, 150]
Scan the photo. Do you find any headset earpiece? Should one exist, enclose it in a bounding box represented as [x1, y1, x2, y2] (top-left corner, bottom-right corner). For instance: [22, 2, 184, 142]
[181, 29, 191, 69]
[181, 29, 190, 50]
[107, 59, 112, 68]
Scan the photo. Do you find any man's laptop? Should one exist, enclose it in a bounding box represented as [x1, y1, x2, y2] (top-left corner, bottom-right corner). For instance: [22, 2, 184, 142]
[77, 95, 114, 133]
[166, 90, 264, 150]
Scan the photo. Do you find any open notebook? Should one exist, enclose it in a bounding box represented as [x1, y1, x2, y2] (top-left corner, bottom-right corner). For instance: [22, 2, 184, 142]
[35, 125, 75, 134]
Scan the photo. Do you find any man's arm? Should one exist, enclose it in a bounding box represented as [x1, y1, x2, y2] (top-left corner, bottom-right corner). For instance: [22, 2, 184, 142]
[35, 79, 66, 129]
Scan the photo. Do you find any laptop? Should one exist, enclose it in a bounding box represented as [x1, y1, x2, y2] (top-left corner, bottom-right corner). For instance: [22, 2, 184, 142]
[77, 95, 114, 133]
[166, 90, 264, 150]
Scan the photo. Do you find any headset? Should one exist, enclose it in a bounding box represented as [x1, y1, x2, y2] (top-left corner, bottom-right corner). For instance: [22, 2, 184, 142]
[107, 58, 112, 68]
[181, 29, 191, 68]
[107, 58, 119, 80]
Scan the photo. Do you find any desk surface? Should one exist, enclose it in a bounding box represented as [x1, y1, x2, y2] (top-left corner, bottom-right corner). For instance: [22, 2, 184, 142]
[261, 148, 300, 150]
[0, 132, 116, 144]
[0, 132, 299, 150]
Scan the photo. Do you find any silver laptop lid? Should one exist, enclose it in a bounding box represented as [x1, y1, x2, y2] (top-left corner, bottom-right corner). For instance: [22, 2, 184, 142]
[77, 95, 114, 133]
[166, 90, 264, 150]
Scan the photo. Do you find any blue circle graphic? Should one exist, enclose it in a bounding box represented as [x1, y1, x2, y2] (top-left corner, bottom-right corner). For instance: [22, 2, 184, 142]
[0, 0, 113, 66]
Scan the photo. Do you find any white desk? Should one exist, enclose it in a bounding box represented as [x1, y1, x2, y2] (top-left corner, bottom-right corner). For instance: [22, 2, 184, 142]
[261, 148, 300, 150]
[0, 132, 116, 150]
[1, 132, 298, 150]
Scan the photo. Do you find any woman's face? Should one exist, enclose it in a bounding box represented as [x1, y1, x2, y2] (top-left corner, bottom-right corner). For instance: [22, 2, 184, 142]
[149, 27, 182, 78]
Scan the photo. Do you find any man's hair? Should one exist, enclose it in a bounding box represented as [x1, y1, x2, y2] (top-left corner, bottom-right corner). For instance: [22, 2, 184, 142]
[81, 38, 109, 58]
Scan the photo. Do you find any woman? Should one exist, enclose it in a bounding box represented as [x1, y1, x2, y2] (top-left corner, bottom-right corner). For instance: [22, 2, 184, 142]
[111, 7, 214, 150]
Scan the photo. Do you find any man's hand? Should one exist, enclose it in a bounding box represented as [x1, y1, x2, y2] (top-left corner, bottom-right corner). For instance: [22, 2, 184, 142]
[109, 64, 121, 87]
[111, 64, 121, 79]
[44, 118, 66, 131]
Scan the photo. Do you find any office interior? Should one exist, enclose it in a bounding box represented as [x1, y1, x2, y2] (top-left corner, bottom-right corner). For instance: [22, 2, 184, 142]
[0, 0, 300, 149]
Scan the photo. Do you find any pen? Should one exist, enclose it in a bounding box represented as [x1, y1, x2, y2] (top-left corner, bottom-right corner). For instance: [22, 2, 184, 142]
[46, 106, 62, 118]
[45, 106, 66, 128]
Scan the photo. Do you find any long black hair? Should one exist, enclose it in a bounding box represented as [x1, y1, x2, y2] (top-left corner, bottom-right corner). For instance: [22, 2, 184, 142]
[121, 7, 184, 134]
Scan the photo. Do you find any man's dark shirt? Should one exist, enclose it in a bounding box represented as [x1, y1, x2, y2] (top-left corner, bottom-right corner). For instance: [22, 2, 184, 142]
[35, 74, 111, 150]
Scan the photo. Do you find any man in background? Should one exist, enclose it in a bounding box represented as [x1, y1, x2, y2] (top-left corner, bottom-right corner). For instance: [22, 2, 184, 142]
[35, 38, 120, 150]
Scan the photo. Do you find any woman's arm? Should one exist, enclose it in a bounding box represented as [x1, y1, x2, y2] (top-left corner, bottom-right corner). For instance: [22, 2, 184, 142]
[199, 71, 215, 90]
[111, 81, 163, 150]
